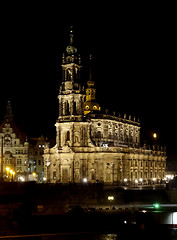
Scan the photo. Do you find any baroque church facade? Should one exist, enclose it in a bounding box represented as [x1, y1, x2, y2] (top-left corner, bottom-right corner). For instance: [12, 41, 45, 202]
[44, 28, 166, 185]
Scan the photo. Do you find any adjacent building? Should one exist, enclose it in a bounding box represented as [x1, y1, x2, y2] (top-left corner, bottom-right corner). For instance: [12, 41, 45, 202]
[0, 101, 46, 182]
[28, 136, 46, 182]
[0, 101, 29, 181]
[44, 28, 166, 185]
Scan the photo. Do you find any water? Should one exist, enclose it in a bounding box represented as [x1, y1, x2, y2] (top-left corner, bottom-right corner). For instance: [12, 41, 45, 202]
[6, 233, 119, 240]
[40, 233, 118, 240]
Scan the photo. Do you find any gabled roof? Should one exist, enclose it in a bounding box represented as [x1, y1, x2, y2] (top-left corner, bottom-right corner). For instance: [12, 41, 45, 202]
[0, 119, 27, 144]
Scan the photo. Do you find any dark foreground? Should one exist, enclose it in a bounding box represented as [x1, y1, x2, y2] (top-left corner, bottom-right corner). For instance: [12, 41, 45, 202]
[0, 211, 177, 240]
[0, 182, 177, 239]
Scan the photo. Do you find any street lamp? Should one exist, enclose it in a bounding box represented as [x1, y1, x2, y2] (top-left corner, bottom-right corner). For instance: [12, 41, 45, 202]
[12, 171, 15, 182]
[153, 133, 157, 139]
[10, 170, 13, 181]
[108, 196, 114, 210]
[83, 178, 88, 183]
[6, 167, 10, 181]
[124, 178, 127, 186]
[139, 178, 143, 184]
[32, 172, 36, 181]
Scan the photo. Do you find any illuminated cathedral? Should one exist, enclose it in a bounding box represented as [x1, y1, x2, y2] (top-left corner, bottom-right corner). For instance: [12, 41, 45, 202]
[44, 27, 166, 185]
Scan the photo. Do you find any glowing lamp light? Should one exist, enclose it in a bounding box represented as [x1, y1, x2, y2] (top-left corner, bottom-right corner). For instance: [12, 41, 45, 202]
[108, 196, 114, 201]
[153, 203, 160, 209]
[32, 172, 36, 180]
[153, 133, 157, 139]
[83, 178, 88, 183]
[20, 176, 25, 182]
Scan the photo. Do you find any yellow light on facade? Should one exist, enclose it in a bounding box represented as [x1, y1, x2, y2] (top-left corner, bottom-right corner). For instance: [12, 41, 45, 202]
[6, 167, 10, 172]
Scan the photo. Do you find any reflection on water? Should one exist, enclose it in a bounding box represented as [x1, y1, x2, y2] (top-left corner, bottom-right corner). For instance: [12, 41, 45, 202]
[34, 233, 119, 240]
[103, 234, 118, 240]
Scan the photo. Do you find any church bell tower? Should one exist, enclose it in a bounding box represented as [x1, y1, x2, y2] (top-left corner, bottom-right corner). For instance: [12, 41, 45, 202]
[58, 26, 85, 122]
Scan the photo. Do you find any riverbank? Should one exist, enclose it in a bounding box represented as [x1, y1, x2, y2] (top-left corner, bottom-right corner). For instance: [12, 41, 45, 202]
[0, 182, 176, 238]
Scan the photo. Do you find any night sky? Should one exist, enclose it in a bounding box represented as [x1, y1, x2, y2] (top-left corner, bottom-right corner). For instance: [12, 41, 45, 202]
[0, 4, 176, 168]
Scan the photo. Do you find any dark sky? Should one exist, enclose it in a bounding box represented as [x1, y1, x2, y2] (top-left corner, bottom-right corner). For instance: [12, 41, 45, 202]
[0, 4, 176, 166]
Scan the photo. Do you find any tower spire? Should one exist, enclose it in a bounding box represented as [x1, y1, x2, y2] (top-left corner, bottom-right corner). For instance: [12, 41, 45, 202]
[66, 26, 77, 55]
[58, 27, 85, 121]
[89, 53, 93, 82]
[84, 54, 101, 115]
[4, 101, 13, 121]
[69, 26, 74, 45]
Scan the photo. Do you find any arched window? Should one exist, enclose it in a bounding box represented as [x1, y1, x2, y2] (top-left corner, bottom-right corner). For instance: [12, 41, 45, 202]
[91, 171, 95, 180]
[65, 101, 70, 115]
[66, 131, 70, 141]
[53, 171, 56, 180]
[73, 102, 77, 114]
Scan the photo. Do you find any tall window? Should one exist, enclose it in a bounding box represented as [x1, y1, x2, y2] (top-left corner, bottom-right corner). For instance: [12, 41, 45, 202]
[66, 131, 70, 141]
[53, 171, 56, 180]
[73, 102, 77, 114]
[91, 171, 95, 180]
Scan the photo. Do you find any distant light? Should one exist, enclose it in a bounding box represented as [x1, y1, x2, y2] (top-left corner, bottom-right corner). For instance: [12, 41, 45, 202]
[43, 177, 46, 181]
[153, 133, 157, 139]
[135, 179, 138, 184]
[139, 178, 143, 182]
[153, 203, 160, 209]
[166, 174, 174, 180]
[103, 143, 108, 148]
[124, 178, 127, 182]
[20, 176, 25, 182]
[108, 196, 114, 201]
[124, 221, 127, 224]
[83, 178, 88, 183]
